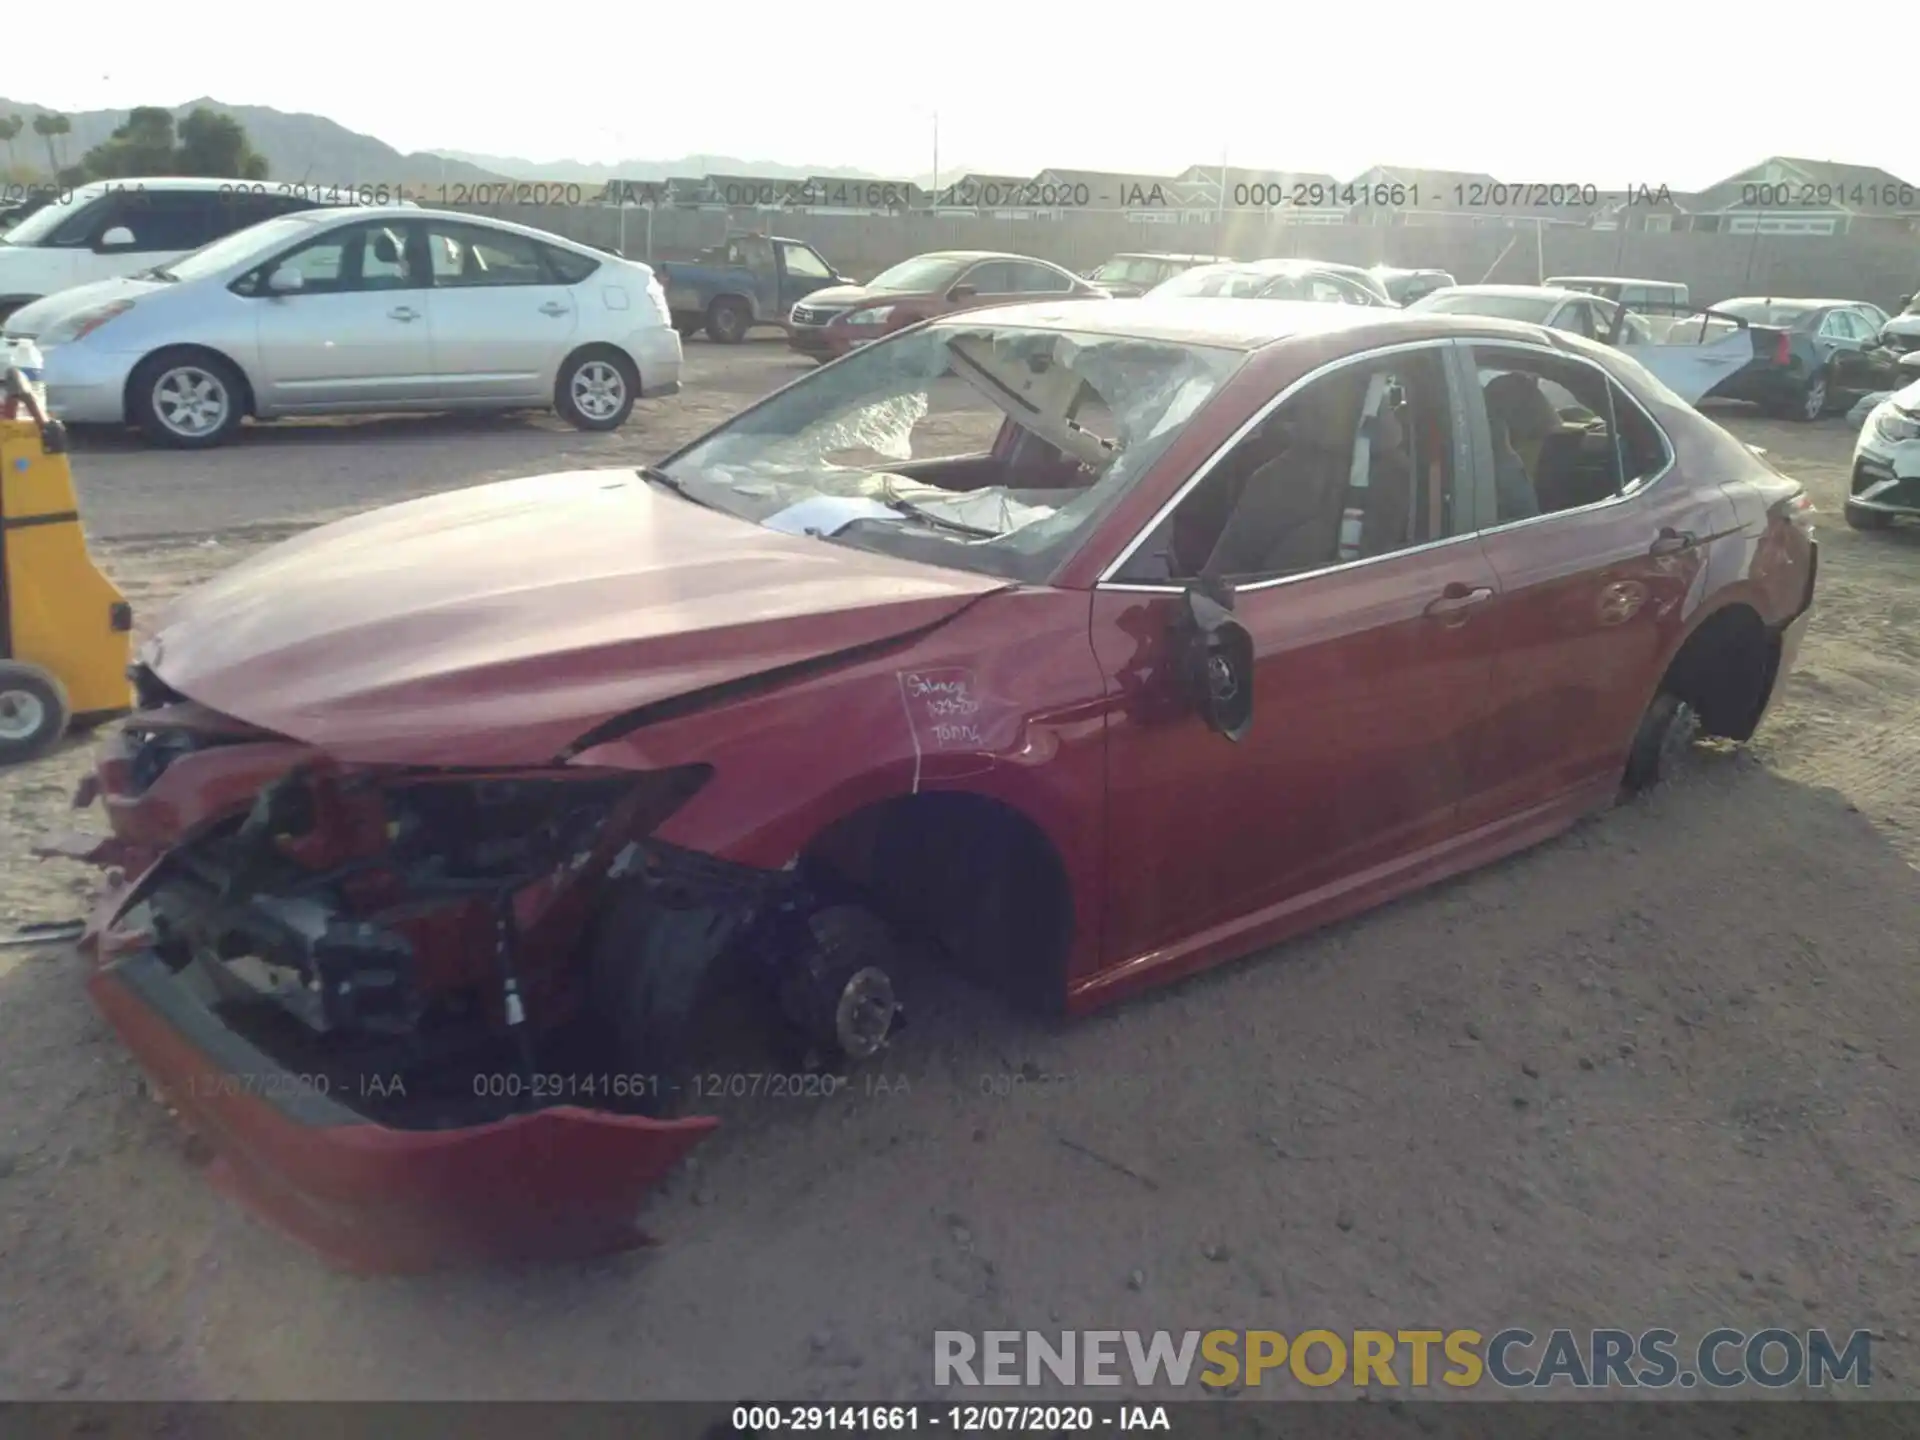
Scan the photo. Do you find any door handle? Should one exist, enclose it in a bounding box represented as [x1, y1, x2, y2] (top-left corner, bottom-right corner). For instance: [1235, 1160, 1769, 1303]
[388, 306, 420, 322]
[539, 301, 569, 317]
[1423, 584, 1493, 620]
[1648, 526, 1696, 557]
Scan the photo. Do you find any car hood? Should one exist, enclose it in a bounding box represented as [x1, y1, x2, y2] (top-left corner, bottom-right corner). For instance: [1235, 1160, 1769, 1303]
[142, 469, 1008, 767]
[796, 283, 909, 311]
[1883, 313, 1920, 338]
[5, 274, 168, 338]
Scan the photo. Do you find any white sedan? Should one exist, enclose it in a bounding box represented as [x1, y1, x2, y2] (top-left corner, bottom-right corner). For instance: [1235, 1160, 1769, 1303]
[1, 206, 682, 447]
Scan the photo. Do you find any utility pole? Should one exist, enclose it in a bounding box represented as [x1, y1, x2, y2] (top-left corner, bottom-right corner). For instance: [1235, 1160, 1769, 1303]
[1216, 142, 1228, 257]
[932, 111, 940, 194]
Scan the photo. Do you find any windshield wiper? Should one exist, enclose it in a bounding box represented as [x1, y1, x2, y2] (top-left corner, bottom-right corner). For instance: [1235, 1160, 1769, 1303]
[879, 492, 999, 538]
[639, 464, 723, 510]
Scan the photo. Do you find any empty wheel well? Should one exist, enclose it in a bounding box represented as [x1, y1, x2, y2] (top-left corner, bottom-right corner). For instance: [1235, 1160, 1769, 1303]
[126, 345, 256, 418]
[798, 792, 1074, 1018]
[1658, 604, 1775, 741]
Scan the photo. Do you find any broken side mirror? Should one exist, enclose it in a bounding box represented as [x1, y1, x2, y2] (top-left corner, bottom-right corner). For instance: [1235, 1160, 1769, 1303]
[1173, 578, 1253, 741]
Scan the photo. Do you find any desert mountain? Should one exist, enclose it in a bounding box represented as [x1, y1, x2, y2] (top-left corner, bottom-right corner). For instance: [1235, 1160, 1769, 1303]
[0, 98, 506, 183]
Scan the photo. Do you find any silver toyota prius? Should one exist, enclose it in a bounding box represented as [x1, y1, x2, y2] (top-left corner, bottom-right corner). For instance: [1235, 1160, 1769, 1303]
[2, 205, 683, 447]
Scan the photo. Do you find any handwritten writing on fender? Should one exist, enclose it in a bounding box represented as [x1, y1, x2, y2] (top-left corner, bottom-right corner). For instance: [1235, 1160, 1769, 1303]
[898, 669, 986, 749]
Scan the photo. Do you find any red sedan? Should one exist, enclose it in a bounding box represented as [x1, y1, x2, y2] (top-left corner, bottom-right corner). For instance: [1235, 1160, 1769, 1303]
[785, 249, 1105, 360]
[49, 298, 1816, 1271]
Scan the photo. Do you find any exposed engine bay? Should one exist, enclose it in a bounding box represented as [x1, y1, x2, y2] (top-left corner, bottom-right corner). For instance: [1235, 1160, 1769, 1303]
[98, 672, 908, 1134]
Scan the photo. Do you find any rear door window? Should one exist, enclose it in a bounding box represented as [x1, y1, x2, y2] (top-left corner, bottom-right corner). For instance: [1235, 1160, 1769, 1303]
[1013, 261, 1075, 293]
[424, 222, 549, 287]
[959, 261, 1017, 293]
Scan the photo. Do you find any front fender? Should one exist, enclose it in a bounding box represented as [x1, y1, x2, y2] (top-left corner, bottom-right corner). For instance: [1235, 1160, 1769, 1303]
[569, 588, 1114, 985]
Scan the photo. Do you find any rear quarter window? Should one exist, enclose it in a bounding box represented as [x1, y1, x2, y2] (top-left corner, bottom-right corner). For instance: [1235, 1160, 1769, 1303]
[541, 243, 601, 284]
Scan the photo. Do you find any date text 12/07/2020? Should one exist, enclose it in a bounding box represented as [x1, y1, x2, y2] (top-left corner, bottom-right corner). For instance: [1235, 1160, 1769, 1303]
[212, 179, 929, 209]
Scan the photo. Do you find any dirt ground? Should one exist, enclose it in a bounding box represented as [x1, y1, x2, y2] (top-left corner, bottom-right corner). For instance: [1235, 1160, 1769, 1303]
[1, 342, 1916, 1401]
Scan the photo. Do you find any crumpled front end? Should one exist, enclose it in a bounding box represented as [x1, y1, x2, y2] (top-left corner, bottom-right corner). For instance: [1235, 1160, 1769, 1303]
[46, 675, 728, 1272]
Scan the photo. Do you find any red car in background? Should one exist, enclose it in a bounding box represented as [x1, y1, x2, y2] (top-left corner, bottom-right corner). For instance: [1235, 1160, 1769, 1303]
[785, 249, 1105, 359]
[49, 298, 1816, 1272]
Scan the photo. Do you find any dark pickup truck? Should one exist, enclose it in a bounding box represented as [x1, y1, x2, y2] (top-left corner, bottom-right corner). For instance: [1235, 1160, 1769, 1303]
[657, 233, 853, 343]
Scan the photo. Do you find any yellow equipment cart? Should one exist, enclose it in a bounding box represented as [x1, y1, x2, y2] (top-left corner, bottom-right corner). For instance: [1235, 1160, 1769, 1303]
[0, 369, 132, 765]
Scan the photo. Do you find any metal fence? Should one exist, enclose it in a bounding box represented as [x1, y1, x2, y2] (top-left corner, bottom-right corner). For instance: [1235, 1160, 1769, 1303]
[453, 202, 1920, 310]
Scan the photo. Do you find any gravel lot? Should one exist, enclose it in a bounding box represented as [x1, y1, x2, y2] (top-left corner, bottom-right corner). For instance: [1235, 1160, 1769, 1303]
[1, 341, 1916, 1401]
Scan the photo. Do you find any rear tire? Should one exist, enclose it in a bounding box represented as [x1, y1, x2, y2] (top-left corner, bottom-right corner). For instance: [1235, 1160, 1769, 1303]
[128, 349, 245, 448]
[554, 347, 638, 431]
[1791, 369, 1830, 423]
[1844, 499, 1893, 530]
[0, 661, 71, 766]
[1623, 690, 1699, 793]
[705, 297, 751, 344]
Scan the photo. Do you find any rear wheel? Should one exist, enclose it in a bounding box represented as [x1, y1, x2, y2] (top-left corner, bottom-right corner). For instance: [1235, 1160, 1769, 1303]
[705, 297, 752, 344]
[1792, 369, 1830, 422]
[0, 661, 71, 766]
[1623, 690, 1699, 793]
[1844, 499, 1893, 530]
[554, 347, 638, 431]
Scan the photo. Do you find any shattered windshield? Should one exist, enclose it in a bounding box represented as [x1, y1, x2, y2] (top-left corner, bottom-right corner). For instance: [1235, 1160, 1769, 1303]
[657, 321, 1245, 582]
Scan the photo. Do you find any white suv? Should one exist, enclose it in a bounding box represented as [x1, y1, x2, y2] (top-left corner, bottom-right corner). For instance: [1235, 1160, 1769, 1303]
[0, 177, 343, 324]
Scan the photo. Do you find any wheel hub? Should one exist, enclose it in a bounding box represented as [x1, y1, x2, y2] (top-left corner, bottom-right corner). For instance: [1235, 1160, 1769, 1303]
[156, 368, 229, 436]
[0, 689, 46, 741]
[572, 362, 625, 419]
[832, 967, 897, 1061]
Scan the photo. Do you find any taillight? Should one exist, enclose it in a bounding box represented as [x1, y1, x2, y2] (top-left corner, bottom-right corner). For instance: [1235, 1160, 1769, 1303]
[1773, 332, 1791, 366]
[1774, 489, 1815, 532]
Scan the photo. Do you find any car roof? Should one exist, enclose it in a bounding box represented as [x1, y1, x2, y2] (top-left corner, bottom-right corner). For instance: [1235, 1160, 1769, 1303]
[903, 249, 1059, 264]
[1720, 295, 1857, 308]
[1547, 275, 1685, 287]
[241, 204, 613, 256]
[66, 175, 266, 197]
[938, 296, 1579, 351]
[1189, 256, 1359, 277]
[1109, 252, 1226, 262]
[1431, 284, 1582, 300]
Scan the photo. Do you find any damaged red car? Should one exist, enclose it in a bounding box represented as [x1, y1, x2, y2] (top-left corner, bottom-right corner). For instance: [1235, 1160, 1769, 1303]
[50, 297, 1817, 1272]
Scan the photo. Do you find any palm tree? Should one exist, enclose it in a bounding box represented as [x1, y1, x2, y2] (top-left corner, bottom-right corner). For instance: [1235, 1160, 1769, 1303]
[31, 113, 71, 175]
[0, 115, 22, 175]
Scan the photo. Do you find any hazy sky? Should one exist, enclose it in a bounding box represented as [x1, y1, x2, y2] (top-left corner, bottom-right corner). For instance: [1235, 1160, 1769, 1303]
[26, 1, 1915, 188]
